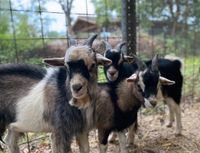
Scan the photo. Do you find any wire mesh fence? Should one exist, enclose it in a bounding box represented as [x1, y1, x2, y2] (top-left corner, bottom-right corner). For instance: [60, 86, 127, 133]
[0, 0, 200, 152]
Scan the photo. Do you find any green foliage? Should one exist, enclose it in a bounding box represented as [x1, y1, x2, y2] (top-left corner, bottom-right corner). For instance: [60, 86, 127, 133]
[0, 0, 55, 63]
[91, 0, 121, 27]
[183, 56, 200, 96]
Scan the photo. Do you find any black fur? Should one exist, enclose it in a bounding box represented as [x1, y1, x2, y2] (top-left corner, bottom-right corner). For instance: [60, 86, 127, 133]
[0, 64, 46, 80]
[97, 82, 141, 145]
[67, 60, 90, 80]
[53, 68, 84, 139]
[104, 50, 183, 105]
[108, 83, 140, 132]
[145, 59, 183, 104]
[104, 51, 137, 83]
[142, 68, 160, 99]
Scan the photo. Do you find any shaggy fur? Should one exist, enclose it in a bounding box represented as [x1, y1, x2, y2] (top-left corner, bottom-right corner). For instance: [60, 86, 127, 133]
[0, 34, 111, 153]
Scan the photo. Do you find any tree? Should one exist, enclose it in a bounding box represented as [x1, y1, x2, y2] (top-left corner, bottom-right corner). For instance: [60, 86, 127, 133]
[57, 0, 74, 37]
[92, 0, 121, 27]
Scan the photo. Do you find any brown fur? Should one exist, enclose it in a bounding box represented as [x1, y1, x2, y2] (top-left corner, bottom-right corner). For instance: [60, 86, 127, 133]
[117, 80, 144, 112]
[65, 46, 95, 69]
[95, 86, 114, 129]
[0, 75, 40, 113]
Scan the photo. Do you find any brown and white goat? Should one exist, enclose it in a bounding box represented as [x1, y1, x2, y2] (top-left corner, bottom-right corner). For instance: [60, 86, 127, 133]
[0, 34, 112, 153]
[76, 55, 175, 153]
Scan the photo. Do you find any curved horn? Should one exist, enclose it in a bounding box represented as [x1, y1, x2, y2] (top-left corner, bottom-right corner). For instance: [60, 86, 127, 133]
[83, 34, 98, 48]
[133, 55, 147, 70]
[151, 54, 159, 72]
[115, 42, 126, 53]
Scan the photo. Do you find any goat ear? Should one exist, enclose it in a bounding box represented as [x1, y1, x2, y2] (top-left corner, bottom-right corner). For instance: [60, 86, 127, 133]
[96, 53, 112, 66]
[159, 76, 175, 85]
[124, 55, 134, 63]
[43, 57, 65, 66]
[126, 73, 138, 82]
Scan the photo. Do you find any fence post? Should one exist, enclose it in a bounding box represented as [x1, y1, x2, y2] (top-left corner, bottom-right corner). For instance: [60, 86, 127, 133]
[121, 0, 136, 55]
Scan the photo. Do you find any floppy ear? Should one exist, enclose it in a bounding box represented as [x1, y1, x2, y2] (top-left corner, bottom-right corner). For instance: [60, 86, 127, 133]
[43, 57, 65, 66]
[96, 53, 112, 66]
[126, 73, 138, 82]
[159, 76, 175, 85]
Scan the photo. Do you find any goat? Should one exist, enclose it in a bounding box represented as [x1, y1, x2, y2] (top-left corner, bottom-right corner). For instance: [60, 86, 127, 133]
[103, 42, 183, 146]
[76, 54, 175, 153]
[0, 34, 112, 153]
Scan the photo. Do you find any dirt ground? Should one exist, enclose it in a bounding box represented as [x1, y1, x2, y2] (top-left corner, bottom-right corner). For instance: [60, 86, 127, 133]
[2, 97, 200, 153]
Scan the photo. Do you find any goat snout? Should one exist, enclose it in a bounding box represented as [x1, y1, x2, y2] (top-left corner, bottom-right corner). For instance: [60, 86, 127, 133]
[72, 84, 83, 92]
[144, 97, 157, 108]
[150, 99, 157, 107]
[108, 70, 116, 76]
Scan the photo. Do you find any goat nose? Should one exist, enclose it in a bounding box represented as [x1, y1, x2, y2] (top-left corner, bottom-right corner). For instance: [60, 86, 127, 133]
[109, 71, 116, 76]
[150, 100, 157, 107]
[72, 84, 82, 92]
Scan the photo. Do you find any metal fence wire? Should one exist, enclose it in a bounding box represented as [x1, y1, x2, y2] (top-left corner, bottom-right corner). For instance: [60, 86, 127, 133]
[0, 0, 200, 152]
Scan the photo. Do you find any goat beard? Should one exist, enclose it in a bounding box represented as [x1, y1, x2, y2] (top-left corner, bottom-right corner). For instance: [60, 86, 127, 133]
[69, 94, 91, 109]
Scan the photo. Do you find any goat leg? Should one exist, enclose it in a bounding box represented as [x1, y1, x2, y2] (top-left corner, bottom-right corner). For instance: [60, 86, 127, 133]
[76, 132, 89, 153]
[98, 129, 110, 153]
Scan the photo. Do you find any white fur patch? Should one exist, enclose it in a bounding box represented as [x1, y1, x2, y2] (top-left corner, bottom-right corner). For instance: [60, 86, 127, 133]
[138, 72, 145, 92]
[106, 66, 118, 81]
[13, 68, 57, 132]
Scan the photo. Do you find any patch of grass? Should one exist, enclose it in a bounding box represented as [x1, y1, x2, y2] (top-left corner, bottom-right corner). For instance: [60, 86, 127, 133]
[183, 56, 200, 97]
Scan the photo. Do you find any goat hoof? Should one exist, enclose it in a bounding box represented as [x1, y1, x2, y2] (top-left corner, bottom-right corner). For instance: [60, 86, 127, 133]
[109, 139, 118, 144]
[175, 132, 182, 137]
[108, 134, 118, 144]
[166, 123, 173, 128]
[127, 143, 137, 148]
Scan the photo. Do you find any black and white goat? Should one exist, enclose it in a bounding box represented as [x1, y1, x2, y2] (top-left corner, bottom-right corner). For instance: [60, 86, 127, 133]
[103, 42, 183, 144]
[0, 34, 112, 153]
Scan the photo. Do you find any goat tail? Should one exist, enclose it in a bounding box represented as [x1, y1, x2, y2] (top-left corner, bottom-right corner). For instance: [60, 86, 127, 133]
[164, 54, 183, 71]
[173, 60, 182, 70]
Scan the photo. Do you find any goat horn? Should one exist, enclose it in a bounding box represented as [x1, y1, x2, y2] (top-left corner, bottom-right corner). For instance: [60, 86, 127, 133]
[115, 42, 126, 53]
[133, 55, 147, 70]
[84, 34, 98, 48]
[151, 54, 159, 72]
